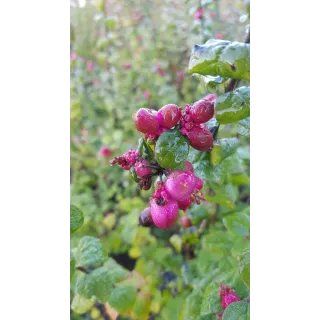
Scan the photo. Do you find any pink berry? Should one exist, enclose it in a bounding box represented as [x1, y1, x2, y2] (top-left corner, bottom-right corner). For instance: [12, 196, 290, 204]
[87, 61, 94, 72]
[157, 104, 182, 129]
[194, 8, 204, 19]
[184, 160, 194, 172]
[150, 198, 179, 229]
[164, 171, 196, 201]
[70, 51, 77, 61]
[144, 91, 151, 100]
[181, 215, 192, 227]
[124, 63, 132, 70]
[221, 292, 241, 309]
[134, 160, 152, 177]
[194, 176, 203, 190]
[203, 94, 216, 103]
[216, 32, 223, 40]
[100, 146, 112, 157]
[219, 284, 241, 310]
[190, 99, 215, 124]
[133, 108, 160, 134]
[177, 196, 192, 211]
[187, 126, 214, 151]
[177, 71, 185, 83]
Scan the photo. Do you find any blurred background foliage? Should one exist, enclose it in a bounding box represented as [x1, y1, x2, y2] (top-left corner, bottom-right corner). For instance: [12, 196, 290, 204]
[70, 0, 250, 319]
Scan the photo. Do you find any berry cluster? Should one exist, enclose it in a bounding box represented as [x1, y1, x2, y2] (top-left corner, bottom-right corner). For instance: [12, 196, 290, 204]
[111, 96, 216, 229]
[217, 284, 241, 319]
[133, 97, 215, 151]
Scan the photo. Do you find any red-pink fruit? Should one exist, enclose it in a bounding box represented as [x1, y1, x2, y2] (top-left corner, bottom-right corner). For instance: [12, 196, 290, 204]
[219, 284, 241, 310]
[178, 196, 192, 211]
[221, 292, 241, 309]
[203, 94, 216, 103]
[164, 171, 196, 201]
[150, 198, 179, 229]
[181, 215, 192, 227]
[190, 99, 215, 124]
[194, 8, 204, 19]
[184, 160, 194, 172]
[144, 91, 151, 100]
[187, 126, 214, 151]
[157, 104, 182, 129]
[194, 176, 203, 190]
[100, 146, 112, 157]
[133, 108, 159, 134]
[134, 160, 152, 177]
[216, 32, 223, 39]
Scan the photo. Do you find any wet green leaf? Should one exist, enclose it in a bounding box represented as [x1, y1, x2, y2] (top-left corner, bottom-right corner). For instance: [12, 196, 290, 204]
[71, 294, 96, 314]
[200, 281, 222, 315]
[195, 74, 227, 91]
[138, 137, 154, 162]
[130, 166, 139, 183]
[215, 87, 250, 124]
[75, 236, 105, 268]
[108, 284, 137, 312]
[155, 129, 189, 169]
[70, 252, 76, 281]
[70, 204, 84, 234]
[133, 292, 151, 319]
[90, 266, 113, 302]
[239, 248, 250, 288]
[211, 138, 240, 166]
[189, 39, 250, 81]
[223, 212, 250, 237]
[222, 301, 249, 320]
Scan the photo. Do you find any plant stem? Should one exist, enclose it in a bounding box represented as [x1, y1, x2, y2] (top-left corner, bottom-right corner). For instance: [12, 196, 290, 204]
[77, 266, 90, 274]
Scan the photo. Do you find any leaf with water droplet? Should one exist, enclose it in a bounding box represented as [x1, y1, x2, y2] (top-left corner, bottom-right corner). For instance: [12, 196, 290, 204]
[155, 129, 189, 169]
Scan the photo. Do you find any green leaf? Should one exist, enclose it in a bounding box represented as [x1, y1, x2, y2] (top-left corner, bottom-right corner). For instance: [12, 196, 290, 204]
[75, 273, 94, 298]
[238, 117, 250, 137]
[71, 294, 96, 314]
[188, 202, 215, 225]
[182, 290, 204, 320]
[130, 166, 139, 183]
[138, 137, 154, 162]
[239, 248, 250, 288]
[103, 258, 130, 282]
[211, 138, 240, 166]
[222, 302, 249, 320]
[155, 129, 189, 169]
[133, 292, 151, 319]
[206, 118, 220, 139]
[215, 87, 250, 124]
[90, 266, 113, 302]
[70, 204, 84, 234]
[223, 212, 250, 237]
[195, 74, 227, 91]
[70, 252, 76, 281]
[206, 183, 237, 208]
[189, 39, 250, 81]
[200, 281, 222, 315]
[75, 236, 105, 269]
[108, 284, 137, 313]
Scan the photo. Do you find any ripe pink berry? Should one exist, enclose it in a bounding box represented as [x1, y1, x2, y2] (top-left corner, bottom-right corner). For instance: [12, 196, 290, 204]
[194, 8, 204, 19]
[181, 215, 192, 227]
[150, 198, 179, 229]
[144, 91, 151, 100]
[100, 146, 112, 157]
[177, 196, 192, 211]
[219, 284, 241, 310]
[133, 108, 160, 134]
[216, 32, 224, 39]
[157, 104, 182, 129]
[203, 94, 216, 103]
[70, 51, 77, 61]
[184, 160, 194, 172]
[164, 171, 196, 201]
[87, 61, 94, 72]
[177, 71, 185, 83]
[194, 176, 203, 190]
[134, 160, 152, 177]
[187, 125, 214, 151]
[124, 63, 132, 70]
[190, 99, 215, 124]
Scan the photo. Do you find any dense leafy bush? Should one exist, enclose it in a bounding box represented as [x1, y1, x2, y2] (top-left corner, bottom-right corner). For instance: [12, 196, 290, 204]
[71, 1, 250, 319]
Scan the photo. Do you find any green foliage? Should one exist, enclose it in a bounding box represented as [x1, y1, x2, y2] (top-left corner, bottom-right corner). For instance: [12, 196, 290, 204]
[222, 302, 250, 320]
[215, 87, 250, 124]
[70, 203, 84, 233]
[70, 1, 250, 319]
[155, 129, 189, 169]
[189, 40, 250, 81]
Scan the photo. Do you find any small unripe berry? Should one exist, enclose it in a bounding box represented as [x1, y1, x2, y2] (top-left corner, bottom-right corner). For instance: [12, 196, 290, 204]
[138, 207, 154, 227]
[150, 198, 179, 229]
[157, 104, 182, 129]
[178, 196, 192, 210]
[181, 216, 192, 228]
[133, 108, 159, 134]
[187, 126, 214, 151]
[164, 171, 196, 201]
[190, 99, 215, 124]
[134, 160, 152, 177]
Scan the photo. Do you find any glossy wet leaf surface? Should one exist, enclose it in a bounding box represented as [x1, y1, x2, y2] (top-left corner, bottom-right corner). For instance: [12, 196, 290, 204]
[211, 138, 240, 166]
[155, 129, 189, 169]
[215, 87, 250, 124]
[70, 203, 84, 234]
[223, 211, 250, 237]
[239, 248, 250, 288]
[189, 39, 250, 81]
[138, 137, 154, 162]
[222, 301, 249, 320]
